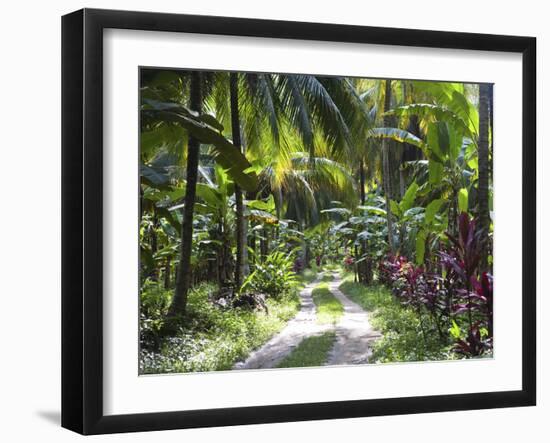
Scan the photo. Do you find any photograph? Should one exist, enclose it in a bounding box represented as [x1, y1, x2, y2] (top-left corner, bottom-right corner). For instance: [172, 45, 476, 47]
[138, 68, 494, 375]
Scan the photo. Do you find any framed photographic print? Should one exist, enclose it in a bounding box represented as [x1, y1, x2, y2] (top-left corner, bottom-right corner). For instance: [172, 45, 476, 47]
[61, 8, 536, 435]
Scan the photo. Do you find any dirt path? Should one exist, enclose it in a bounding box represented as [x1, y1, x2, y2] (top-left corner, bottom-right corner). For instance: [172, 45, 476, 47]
[233, 276, 332, 370]
[326, 272, 381, 365]
[233, 271, 381, 370]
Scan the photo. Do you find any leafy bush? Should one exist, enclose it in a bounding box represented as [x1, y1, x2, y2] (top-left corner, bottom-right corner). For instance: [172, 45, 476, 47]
[140, 283, 300, 374]
[376, 213, 493, 358]
[439, 213, 493, 355]
[343, 255, 354, 273]
[240, 250, 298, 298]
[139, 280, 174, 350]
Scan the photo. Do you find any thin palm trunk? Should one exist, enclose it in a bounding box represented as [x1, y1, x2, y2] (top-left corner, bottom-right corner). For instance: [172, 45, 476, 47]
[230, 72, 247, 291]
[260, 227, 269, 261]
[150, 209, 158, 281]
[169, 71, 202, 316]
[478, 84, 491, 272]
[164, 257, 171, 289]
[382, 79, 396, 253]
[359, 159, 371, 284]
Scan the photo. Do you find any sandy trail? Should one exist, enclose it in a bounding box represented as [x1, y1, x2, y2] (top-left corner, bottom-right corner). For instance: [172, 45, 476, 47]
[233, 276, 331, 369]
[326, 272, 382, 365]
[233, 271, 381, 369]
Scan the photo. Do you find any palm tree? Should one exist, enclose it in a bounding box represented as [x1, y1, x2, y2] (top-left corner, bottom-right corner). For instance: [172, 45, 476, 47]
[382, 79, 396, 253]
[169, 71, 203, 316]
[140, 69, 258, 315]
[219, 73, 364, 282]
[230, 72, 247, 289]
[478, 83, 491, 272]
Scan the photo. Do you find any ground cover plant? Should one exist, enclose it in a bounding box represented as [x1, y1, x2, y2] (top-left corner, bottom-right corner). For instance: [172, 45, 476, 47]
[277, 332, 337, 368]
[312, 283, 344, 324]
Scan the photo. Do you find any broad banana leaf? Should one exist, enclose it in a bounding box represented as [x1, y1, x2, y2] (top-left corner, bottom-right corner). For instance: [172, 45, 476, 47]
[142, 99, 258, 191]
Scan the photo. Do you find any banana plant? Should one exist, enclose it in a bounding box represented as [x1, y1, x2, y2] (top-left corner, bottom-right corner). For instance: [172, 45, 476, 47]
[141, 98, 258, 191]
[367, 84, 478, 241]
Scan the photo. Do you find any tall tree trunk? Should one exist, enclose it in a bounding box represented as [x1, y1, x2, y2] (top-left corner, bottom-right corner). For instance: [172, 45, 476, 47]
[478, 83, 491, 272]
[301, 220, 308, 268]
[382, 79, 396, 254]
[164, 257, 171, 289]
[169, 71, 202, 316]
[399, 166, 406, 198]
[358, 159, 371, 284]
[359, 159, 366, 204]
[139, 187, 144, 225]
[260, 227, 269, 261]
[230, 72, 248, 291]
[150, 209, 158, 281]
[249, 231, 256, 266]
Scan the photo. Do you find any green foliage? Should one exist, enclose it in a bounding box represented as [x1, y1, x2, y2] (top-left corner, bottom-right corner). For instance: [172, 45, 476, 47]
[140, 283, 300, 374]
[339, 276, 453, 362]
[138, 72, 491, 372]
[276, 332, 336, 368]
[139, 281, 174, 347]
[240, 250, 298, 297]
[458, 188, 469, 213]
[141, 99, 258, 191]
[369, 127, 429, 156]
[415, 231, 427, 264]
[323, 263, 342, 272]
[298, 268, 318, 285]
[424, 199, 445, 225]
[400, 181, 419, 213]
[312, 283, 344, 325]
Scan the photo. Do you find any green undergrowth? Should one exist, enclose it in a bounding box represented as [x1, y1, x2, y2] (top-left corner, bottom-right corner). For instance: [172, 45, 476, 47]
[323, 262, 341, 271]
[311, 282, 343, 325]
[276, 332, 336, 368]
[321, 272, 334, 282]
[338, 274, 453, 363]
[298, 268, 318, 286]
[139, 282, 300, 374]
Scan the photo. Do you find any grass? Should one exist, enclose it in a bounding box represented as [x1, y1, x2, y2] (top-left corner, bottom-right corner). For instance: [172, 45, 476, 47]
[338, 274, 453, 363]
[276, 332, 336, 368]
[323, 262, 341, 271]
[298, 268, 318, 286]
[139, 282, 301, 374]
[321, 272, 334, 282]
[311, 282, 343, 325]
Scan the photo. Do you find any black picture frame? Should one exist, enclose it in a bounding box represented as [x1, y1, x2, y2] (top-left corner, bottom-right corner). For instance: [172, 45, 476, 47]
[62, 8, 537, 435]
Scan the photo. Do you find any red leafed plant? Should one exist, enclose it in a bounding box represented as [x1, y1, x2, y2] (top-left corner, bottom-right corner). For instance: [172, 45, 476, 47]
[377, 213, 493, 358]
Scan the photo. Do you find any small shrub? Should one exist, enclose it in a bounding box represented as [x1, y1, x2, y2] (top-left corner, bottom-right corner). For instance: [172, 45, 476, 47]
[241, 250, 298, 298]
[139, 280, 173, 349]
